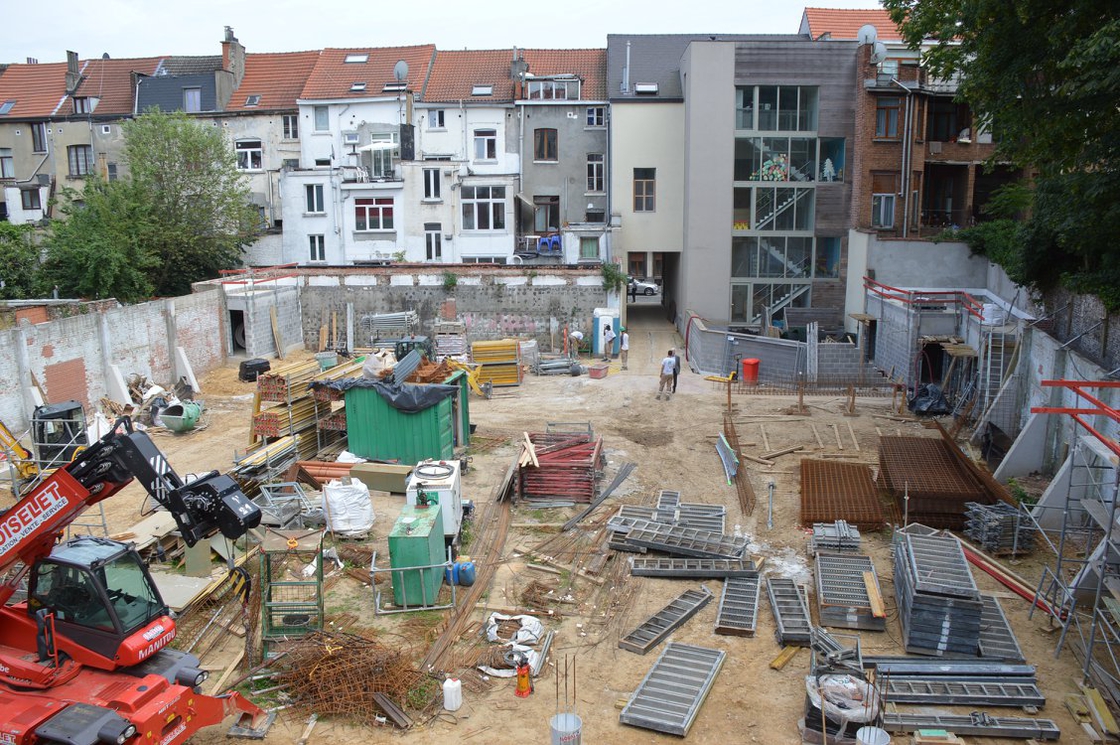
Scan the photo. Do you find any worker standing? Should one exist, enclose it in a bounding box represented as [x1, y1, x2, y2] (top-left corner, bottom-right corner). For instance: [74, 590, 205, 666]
[602, 324, 616, 363]
[619, 327, 630, 370]
[657, 350, 676, 401]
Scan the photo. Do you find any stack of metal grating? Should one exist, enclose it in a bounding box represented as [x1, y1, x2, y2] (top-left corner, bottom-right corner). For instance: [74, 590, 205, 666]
[810, 520, 862, 553]
[608, 497, 741, 559]
[964, 502, 1036, 556]
[815, 553, 886, 631]
[893, 531, 983, 656]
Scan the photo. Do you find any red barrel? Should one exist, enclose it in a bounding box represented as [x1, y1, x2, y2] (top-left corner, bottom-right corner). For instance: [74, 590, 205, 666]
[741, 358, 760, 384]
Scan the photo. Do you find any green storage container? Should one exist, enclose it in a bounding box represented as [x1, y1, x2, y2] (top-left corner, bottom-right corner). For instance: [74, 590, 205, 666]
[388, 504, 445, 608]
[345, 385, 455, 464]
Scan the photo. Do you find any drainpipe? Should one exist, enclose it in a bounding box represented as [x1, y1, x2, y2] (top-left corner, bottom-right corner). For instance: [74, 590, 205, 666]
[891, 77, 913, 237]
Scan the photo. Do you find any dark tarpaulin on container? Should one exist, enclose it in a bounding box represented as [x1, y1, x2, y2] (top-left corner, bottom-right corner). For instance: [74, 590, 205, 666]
[309, 378, 458, 413]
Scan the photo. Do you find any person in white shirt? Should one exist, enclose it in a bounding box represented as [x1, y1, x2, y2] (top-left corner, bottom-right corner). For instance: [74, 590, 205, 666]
[569, 329, 584, 359]
[619, 327, 630, 370]
[602, 325, 616, 362]
[658, 350, 676, 400]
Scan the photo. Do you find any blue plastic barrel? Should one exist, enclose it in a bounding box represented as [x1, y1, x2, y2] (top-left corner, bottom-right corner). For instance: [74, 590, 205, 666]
[444, 564, 459, 585]
[457, 561, 476, 587]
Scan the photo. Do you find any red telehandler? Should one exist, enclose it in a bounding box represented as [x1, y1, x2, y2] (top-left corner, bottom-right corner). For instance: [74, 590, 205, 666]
[0, 417, 273, 745]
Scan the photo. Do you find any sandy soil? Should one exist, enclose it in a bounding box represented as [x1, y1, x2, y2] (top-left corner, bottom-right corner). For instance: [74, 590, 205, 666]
[82, 303, 1093, 745]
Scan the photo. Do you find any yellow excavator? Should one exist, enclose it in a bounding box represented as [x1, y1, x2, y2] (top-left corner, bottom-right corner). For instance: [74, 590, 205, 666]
[0, 400, 88, 493]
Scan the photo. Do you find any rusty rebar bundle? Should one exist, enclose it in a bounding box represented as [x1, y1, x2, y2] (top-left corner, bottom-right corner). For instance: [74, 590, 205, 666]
[271, 631, 431, 724]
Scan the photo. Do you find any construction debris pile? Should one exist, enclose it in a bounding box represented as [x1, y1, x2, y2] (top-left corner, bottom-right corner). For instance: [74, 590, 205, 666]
[268, 631, 430, 727]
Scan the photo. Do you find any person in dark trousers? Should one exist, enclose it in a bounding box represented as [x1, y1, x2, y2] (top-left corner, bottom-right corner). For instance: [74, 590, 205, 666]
[672, 349, 681, 393]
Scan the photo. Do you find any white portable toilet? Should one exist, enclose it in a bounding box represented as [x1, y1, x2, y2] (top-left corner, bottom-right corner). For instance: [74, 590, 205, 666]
[593, 307, 620, 356]
[406, 459, 463, 545]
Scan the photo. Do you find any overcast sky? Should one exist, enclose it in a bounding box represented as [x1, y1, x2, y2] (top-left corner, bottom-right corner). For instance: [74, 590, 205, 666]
[7, 0, 883, 63]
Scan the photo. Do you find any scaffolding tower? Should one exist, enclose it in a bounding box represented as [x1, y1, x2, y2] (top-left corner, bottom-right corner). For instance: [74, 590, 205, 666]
[1031, 380, 1120, 709]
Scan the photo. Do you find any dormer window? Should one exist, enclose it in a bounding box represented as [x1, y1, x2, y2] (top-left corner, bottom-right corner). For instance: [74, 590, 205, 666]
[244, 94, 261, 107]
[471, 85, 493, 96]
[73, 97, 97, 114]
[526, 78, 580, 100]
[344, 54, 369, 64]
[351, 82, 367, 92]
[634, 83, 659, 95]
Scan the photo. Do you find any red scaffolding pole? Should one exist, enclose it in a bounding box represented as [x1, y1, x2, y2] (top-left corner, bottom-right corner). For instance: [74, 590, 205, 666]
[1031, 380, 1120, 459]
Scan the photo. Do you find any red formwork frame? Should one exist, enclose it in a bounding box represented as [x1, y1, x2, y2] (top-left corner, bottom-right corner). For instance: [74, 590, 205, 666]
[1032, 380, 1120, 459]
[863, 276, 985, 320]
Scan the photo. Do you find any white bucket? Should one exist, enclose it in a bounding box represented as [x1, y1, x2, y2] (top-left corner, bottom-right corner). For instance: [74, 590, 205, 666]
[549, 713, 582, 744]
[442, 677, 462, 711]
[981, 302, 1006, 326]
[855, 726, 890, 745]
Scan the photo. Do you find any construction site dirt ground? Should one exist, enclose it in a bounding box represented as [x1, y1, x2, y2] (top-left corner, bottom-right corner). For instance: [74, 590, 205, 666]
[95, 304, 1092, 744]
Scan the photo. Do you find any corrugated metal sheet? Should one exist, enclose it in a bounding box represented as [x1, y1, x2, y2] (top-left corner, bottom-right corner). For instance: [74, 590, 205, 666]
[344, 387, 454, 465]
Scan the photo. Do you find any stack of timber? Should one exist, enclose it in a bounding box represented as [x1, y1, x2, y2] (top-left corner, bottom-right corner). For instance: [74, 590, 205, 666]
[517, 431, 603, 503]
[309, 358, 365, 401]
[471, 339, 522, 387]
[815, 552, 886, 631]
[894, 531, 983, 656]
[965, 502, 1036, 556]
[256, 360, 321, 401]
[433, 320, 468, 359]
[810, 520, 862, 553]
[253, 397, 331, 438]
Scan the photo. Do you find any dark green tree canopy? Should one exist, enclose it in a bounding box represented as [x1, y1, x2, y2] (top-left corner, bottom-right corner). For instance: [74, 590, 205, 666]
[0, 222, 43, 300]
[42, 109, 258, 302]
[885, 0, 1120, 307]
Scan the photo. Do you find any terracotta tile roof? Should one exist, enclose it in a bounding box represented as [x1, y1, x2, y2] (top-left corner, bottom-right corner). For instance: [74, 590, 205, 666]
[300, 46, 435, 100]
[0, 62, 70, 118]
[226, 51, 320, 111]
[72, 57, 164, 115]
[424, 48, 606, 103]
[801, 8, 903, 42]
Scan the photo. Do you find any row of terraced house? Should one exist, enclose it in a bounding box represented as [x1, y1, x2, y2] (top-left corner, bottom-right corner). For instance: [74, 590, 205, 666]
[0, 9, 1017, 330]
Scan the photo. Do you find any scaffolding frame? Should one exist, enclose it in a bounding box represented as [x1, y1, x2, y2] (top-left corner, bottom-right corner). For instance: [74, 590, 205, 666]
[1030, 380, 1120, 707]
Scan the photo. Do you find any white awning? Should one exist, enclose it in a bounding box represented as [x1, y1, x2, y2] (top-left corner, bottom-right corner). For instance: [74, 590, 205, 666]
[357, 142, 397, 152]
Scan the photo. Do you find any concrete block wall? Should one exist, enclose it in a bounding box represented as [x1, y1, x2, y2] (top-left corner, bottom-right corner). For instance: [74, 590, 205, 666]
[813, 340, 873, 381]
[684, 315, 806, 379]
[297, 267, 606, 350]
[0, 295, 227, 432]
[866, 294, 915, 382]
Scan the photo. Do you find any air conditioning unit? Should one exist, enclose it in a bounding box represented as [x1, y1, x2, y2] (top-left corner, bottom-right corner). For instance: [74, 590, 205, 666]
[343, 132, 360, 145]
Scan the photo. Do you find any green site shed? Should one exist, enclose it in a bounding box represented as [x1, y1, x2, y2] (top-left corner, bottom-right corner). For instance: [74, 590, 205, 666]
[344, 373, 470, 465]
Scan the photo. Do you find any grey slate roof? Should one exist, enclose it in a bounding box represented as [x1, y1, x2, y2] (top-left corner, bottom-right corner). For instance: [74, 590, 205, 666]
[155, 56, 223, 76]
[606, 33, 806, 101]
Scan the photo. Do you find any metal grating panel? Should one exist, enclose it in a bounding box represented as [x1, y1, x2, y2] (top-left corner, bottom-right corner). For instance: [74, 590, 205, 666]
[800, 459, 884, 529]
[619, 586, 713, 654]
[631, 557, 757, 578]
[619, 642, 726, 737]
[715, 576, 760, 636]
[879, 436, 988, 529]
[881, 712, 1059, 740]
[767, 577, 812, 646]
[391, 349, 423, 385]
[882, 677, 1045, 707]
[815, 553, 885, 631]
[625, 524, 747, 560]
[978, 594, 1025, 662]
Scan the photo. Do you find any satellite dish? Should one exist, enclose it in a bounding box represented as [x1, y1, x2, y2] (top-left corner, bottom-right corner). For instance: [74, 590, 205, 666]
[857, 24, 878, 45]
[870, 41, 888, 65]
[393, 60, 409, 83]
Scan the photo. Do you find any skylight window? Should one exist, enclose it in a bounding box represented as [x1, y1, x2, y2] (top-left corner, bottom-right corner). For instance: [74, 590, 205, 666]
[383, 82, 407, 92]
[471, 85, 493, 96]
[0, 100, 15, 115]
[344, 54, 369, 63]
[634, 83, 659, 95]
[350, 82, 367, 92]
[245, 94, 261, 106]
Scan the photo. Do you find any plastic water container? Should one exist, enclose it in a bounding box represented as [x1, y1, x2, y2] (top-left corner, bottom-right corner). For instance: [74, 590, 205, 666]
[549, 713, 582, 744]
[442, 677, 462, 711]
[855, 726, 890, 745]
[444, 563, 459, 586]
[456, 560, 476, 587]
[160, 401, 201, 432]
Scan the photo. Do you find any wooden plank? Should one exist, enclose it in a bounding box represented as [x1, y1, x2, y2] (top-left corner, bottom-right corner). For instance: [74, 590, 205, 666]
[759, 424, 771, 452]
[847, 422, 861, 451]
[1079, 682, 1120, 735]
[769, 645, 800, 670]
[811, 424, 824, 449]
[207, 648, 245, 695]
[863, 571, 886, 618]
[760, 445, 803, 460]
[270, 307, 285, 360]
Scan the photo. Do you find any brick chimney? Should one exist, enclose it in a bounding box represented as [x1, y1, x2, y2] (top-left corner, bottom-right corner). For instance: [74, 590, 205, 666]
[221, 26, 245, 89]
[65, 50, 81, 94]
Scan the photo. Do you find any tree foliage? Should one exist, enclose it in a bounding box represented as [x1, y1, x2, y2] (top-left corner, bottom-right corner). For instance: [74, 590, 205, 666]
[0, 222, 43, 300]
[42, 109, 258, 302]
[884, 0, 1120, 307]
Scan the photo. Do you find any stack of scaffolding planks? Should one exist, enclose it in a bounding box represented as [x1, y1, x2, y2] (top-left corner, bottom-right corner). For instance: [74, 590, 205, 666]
[815, 552, 886, 631]
[517, 431, 603, 503]
[472, 339, 523, 387]
[894, 530, 983, 656]
[965, 502, 1036, 556]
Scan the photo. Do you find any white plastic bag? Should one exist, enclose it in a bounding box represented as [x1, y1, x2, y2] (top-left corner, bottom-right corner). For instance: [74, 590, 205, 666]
[322, 479, 374, 536]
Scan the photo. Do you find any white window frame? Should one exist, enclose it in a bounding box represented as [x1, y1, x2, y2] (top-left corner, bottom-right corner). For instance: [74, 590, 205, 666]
[313, 105, 329, 132]
[872, 193, 896, 228]
[461, 185, 505, 231]
[473, 129, 497, 161]
[425, 223, 442, 261]
[0, 148, 13, 179]
[305, 184, 325, 214]
[309, 234, 326, 262]
[355, 197, 394, 231]
[526, 79, 580, 100]
[586, 106, 605, 127]
[183, 87, 201, 113]
[579, 237, 599, 260]
[427, 109, 445, 129]
[235, 140, 263, 171]
[282, 114, 299, 139]
[367, 132, 399, 178]
[586, 153, 604, 192]
[423, 168, 441, 200]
